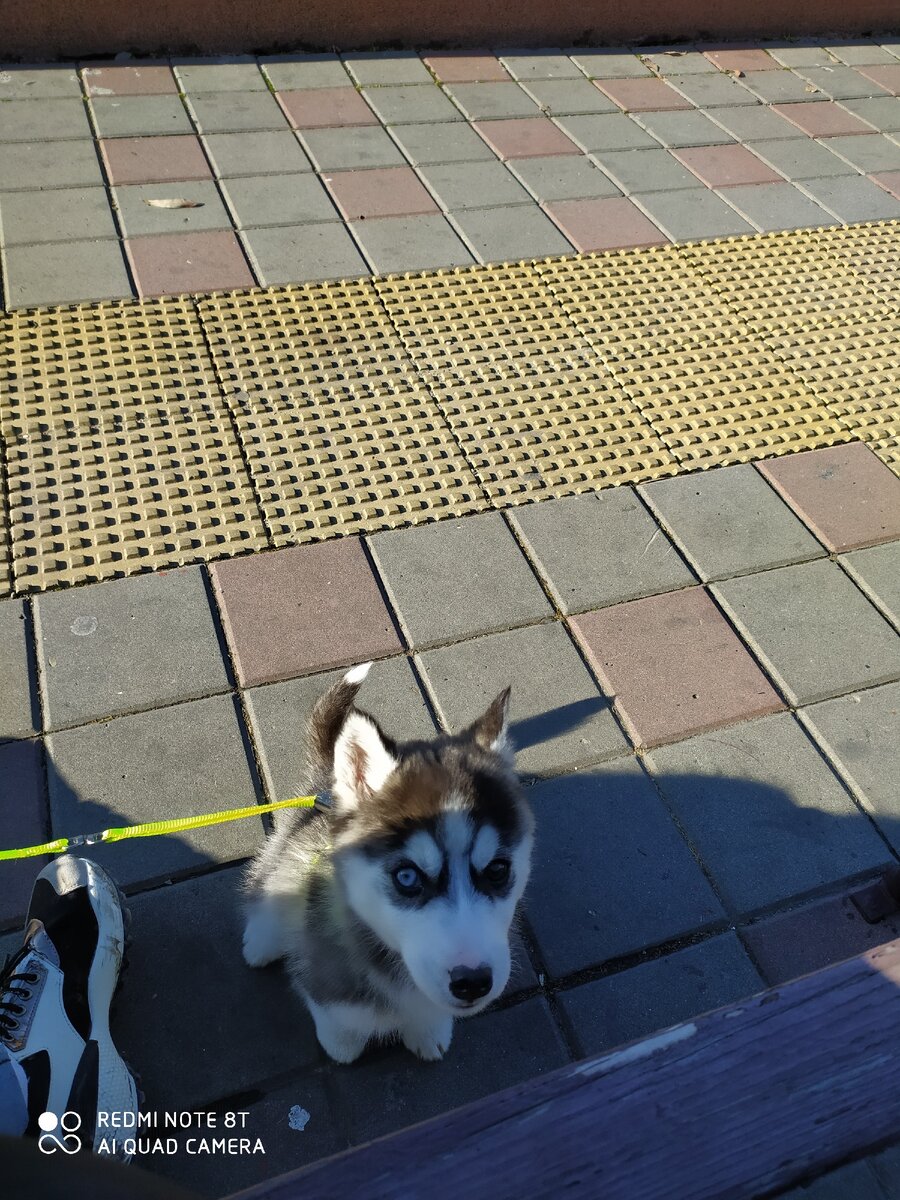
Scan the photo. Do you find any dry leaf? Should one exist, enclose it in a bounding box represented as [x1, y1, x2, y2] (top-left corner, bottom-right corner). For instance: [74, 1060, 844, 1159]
[728, 69, 745, 78]
[144, 198, 203, 209]
[804, 84, 819, 93]
[663, 50, 686, 56]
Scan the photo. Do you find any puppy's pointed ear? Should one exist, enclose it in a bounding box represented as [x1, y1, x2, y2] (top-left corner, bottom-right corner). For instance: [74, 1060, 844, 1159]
[463, 687, 513, 763]
[333, 712, 398, 811]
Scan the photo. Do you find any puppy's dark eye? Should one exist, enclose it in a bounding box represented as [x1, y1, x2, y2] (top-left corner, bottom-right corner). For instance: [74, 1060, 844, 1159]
[483, 858, 510, 885]
[392, 864, 424, 896]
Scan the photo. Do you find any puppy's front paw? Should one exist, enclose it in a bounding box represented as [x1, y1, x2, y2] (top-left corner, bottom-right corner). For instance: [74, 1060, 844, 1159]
[242, 906, 283, 968]
[402, 1016, 453, 1062]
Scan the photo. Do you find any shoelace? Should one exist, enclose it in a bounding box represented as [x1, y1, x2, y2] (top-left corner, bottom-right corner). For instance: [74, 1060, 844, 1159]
[0, 948, 39, 1045]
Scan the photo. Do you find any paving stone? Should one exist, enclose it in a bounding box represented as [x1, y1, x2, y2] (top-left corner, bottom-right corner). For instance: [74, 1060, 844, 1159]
[3, 238, 133, 307]
[369, 513, 552, 647]
[174, 60, 266, 92]
[546, 195, 667, 250]
[325, 165, 438, 219]
[569, 51, 652, 79]
[419, 622, 628, 776]
[245, 656, 437, 799]
[665, 72, 757, 107]
[593, 147, 704, 192]
[559, 935, 762, 1057]
[571, 586, 784, 748]
[824, 132, 900, 171]
[221, 173, 338, 227]
[874, 170, 900, 197]
[858, 64, 900, 94]
[0, 739, 47, 928]
[212, 539, 402, 686]
[766, 45, 837, 69]
[826, 42, 898, 67]
[713, 559, 900, 705]
[34, 567, 229, 729]
[301, 125, 405, 169]
[46, 696, 264, 888]
[802, 681, 900, 848]
[525, 760, 723, 977]
[0, 98, 92, 142]
[507, 154, 621, 200]
[422, 52, 510, 83]
[419, 160, 531, 208]
[510, 490, 694, 613]
[90, 95, 193, 137]
[674, 143, 782, 186]
[362, 83, 463, 125]
[329, 998, 569, 1145]
[725, 181, 839, 229]
[0, 64, 81, 97]
[452, 202, 574, 259]
[352, 213, 475, 272]
[633, 188, 753, 239]
[113, 179, 233, 236]
[445, 82, 541, 120]
[500, 51, 582, 81]
[126, 229, 254, 296]
[0, 600, 36, 741]
[100, 135, 213, 184]
[745, 136, 855, 179]
[278, 87, 378, 129]
[555, 113, 659, 152]
[185, 89, 290, 133]
[472, 116, 579, 158]
[839, 96, 900, 131]
[260, 54, 349, 90]
[704, 48, 780, 72]
[202, 129, 311, 176]
[595, 77, 694, 112]
[794, 66, 884, 100]
[519, 78, 617, 115]
[643, 49, 716, 76]
[757, 444, 900, 552]
[390, 121, 498, 164]
[772, 101, 873, 136]
[739, 70, 825, 105]
[241, 221, 367, 283]
[82, 63, 178, 96]
[708, 104, 802, 141]
[114, 867, 320, 1112]
[784, 1159, 892, 1200]
[813, 167, 900, 220]
[343, 51, 433, 86]
[634, 108, 735, 147]
[647, 712, 891, 913]
[841, 541, 900, 627]
[641, 463, 825, 581]
[0, 139, 105, 189]
[0, 185, 118, 245]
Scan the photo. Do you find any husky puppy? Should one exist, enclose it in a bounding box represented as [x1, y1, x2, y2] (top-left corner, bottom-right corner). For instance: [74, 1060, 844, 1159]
[242, 662, 533, 1064]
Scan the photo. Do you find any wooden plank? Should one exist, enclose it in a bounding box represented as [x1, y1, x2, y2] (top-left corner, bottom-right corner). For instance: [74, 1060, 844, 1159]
[230, 938, 900, 1200]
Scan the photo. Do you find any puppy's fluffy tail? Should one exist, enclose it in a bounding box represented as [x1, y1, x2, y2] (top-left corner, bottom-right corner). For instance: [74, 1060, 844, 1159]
[307, 662, 373, 792]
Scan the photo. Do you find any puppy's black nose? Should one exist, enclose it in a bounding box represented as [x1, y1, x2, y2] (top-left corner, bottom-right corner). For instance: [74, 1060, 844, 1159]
[449, 965, 493, 1003]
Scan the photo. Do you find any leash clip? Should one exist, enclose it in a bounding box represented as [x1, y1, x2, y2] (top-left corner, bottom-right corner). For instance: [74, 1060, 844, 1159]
[67, 831, 108, 849]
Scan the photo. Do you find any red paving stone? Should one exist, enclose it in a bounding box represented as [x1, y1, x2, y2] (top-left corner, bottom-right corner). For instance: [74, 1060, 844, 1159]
[772, 101, 875, 137]
[593, 77, 694, 112]
[100, 135, 213, 185]
[324, 166, 439, 219]
[703, 48, 780, 72]
[422, 52, 510, 82]
[82, 64, 178, 95]
[570, 586, 784, 749]
[756, 444, 900, 553]
[545, 196, 668, 251]
[278, 87, 378, 129]
[674, 143, 783, 186]
[473, 117, 580, 159]
[211, 539, 403, 687]
[0, 739, 49, 926]
[125, 230, 255, 297]
[858, 64, 900, 95]
[872, 170, 900, 198]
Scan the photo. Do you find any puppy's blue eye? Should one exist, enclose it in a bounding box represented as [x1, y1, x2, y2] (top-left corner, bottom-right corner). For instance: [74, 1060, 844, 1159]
[483, 859, 510, 885]
[393, 865, 424, 896]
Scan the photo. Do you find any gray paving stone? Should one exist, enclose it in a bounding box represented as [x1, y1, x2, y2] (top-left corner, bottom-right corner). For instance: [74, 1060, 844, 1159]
[301, 125, 405, 169]
[795, 66, 884, 99]
[3, 238, 132, 307]
[723, 181, 839, 230]
[451, 203, 573, 260]
[824, 133, 900, 172]
[185, 89, 290, 133]
[369, 512, 552, 646]
[352, 213, 474, 272]
[419, 159, 531, 209]
[260, 54, 349, 90]
[241, 221, 367, 283]
[0, 139, 105, 189]
[633, 108, 735, 147]
[174, 60, 266, 93]
[594, 147, 705, 192]
[202, 130, 312, 177]
[46, 696, 264, 888]
[90, 95, 192, 137]
[714, 558, 900, 705]
[34, 567, 229, 728]
[641, 464, 825, 581]
[647, 713, 891, 913]
[343, 51, 433, 86]
[519, 78, 617, 115]
[740, 70, 826, 104]
[557, 112, 659, 152]
[568, 51, 652, 79]
[222, 172, 338, 226]
[525, 760, 723, 977]
[708, 104, 803, 141]
[418, 622, 628, 776]
[666, 72, 758, 106]
[444, 82, 540, 120]
[825, 42, 898, 66]
[841, 541, 900, 628]
[802, 681, 900, 853]
[746, 137, 856, 179]
[0, 600, 37, 740]
[766, 45, 837, 69]
[245, 656, 438, 799]
[510, 489, 694, 613]
[390, 121, 498, 164]
[643, 49, 717, 76]
[0, 185, 118, 245]
[329, 997, 569, 1145]
[633, 188, 754, 239]
[801, 172, 900, 220]
[114, 867, 320, 1112]
[507, 153, 622, 200]
[0, 98, 93, 142]
[0, 739, 47, 927]
[0, 64, 81, 97]
[839, 97, 900, 131]
[559, 934, 762, 1057]
[362, 83, 463, 125]
[500, 51, 582, 81]
[112, 179, 232, 236]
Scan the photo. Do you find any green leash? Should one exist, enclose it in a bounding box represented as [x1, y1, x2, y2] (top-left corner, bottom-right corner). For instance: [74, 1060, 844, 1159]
[0, 796, 317, 861]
